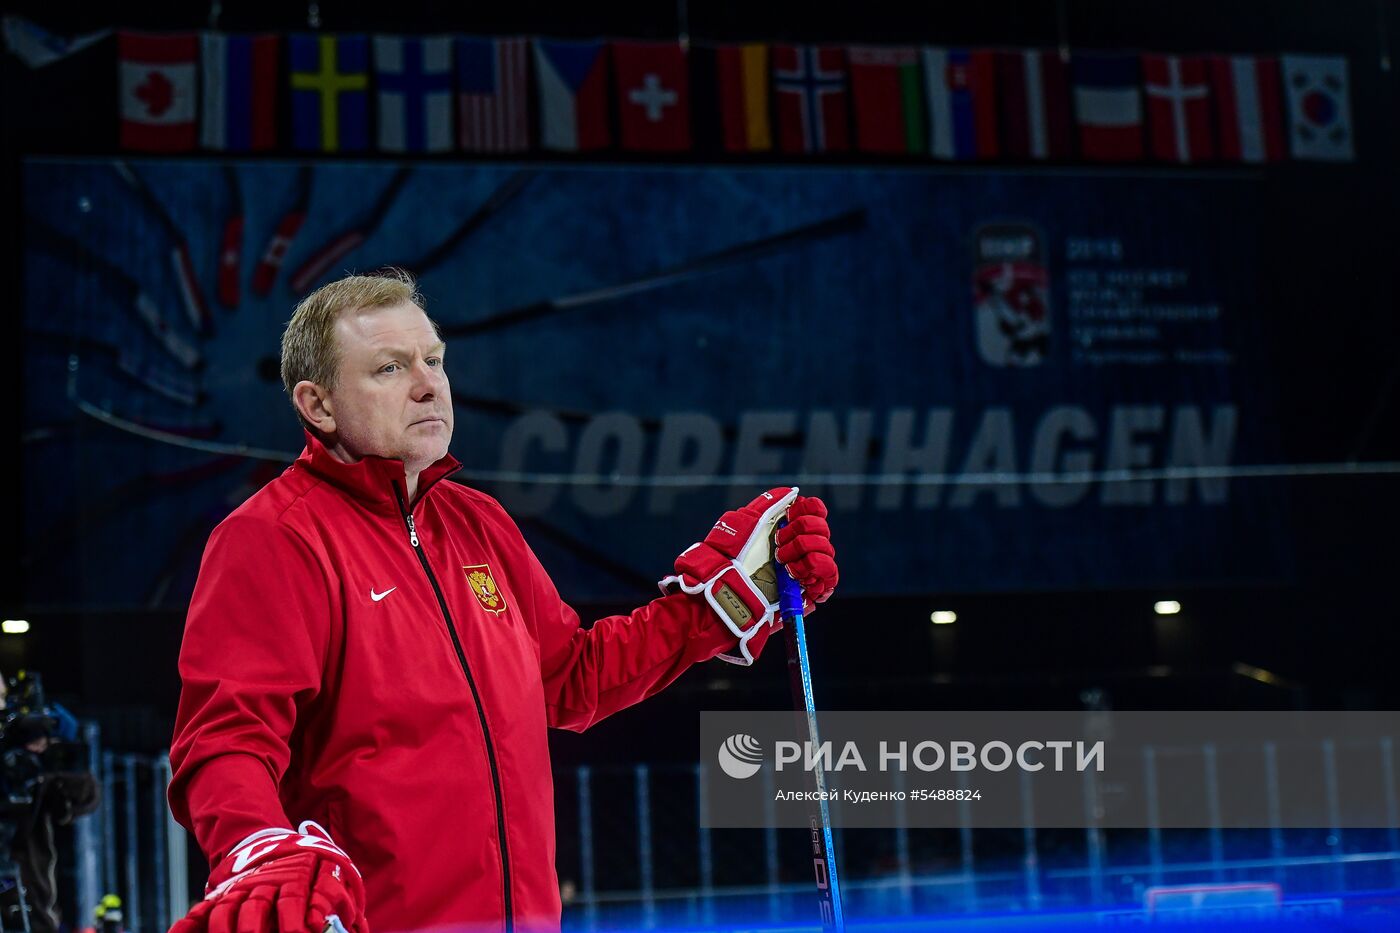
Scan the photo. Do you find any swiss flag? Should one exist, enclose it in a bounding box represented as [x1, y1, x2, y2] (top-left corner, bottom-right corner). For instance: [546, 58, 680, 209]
[612, 41, 691, 151]
[119, 32, 198, 152]
[1142, 54, 1214, 163]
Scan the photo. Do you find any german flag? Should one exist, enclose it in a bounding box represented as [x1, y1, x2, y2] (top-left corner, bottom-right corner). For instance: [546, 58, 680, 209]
[693, 42, 773, 154]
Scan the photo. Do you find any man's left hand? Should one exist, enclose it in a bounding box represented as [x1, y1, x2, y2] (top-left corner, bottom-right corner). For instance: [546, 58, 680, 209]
[660, 487, 838, 665]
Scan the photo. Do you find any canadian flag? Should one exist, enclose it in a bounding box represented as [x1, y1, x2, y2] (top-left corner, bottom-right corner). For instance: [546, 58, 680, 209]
[119, 32, 198, 151]
[1142, 54, 1213, 163]
[1209, 55, 1286, 163]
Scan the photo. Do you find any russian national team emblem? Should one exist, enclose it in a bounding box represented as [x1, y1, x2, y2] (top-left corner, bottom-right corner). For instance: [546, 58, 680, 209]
[464, 563, 509, 615]
[972, 223, 1050, 367]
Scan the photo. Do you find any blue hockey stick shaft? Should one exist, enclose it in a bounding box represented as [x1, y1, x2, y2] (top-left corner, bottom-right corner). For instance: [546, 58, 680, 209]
[777, 519, 846, 931]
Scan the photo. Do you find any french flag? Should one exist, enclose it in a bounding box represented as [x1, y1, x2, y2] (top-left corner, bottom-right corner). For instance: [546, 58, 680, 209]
[1209, 55, 1285, 163]
[201, 33, 279, 151]
[1072, 53, 1144, 161]
[533, 39, 611, 151]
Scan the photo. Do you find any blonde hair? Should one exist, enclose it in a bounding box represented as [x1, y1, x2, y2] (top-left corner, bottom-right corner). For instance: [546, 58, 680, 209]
[280, 269, 432, 424]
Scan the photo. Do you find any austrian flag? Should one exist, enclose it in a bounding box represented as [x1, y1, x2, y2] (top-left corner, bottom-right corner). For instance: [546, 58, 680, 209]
[1209, 55, 1285, 163]
[119, 32, 198, 151]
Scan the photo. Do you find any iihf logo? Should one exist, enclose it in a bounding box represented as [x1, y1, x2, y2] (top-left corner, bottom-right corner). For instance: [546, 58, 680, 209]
[717, 734, 764, 779]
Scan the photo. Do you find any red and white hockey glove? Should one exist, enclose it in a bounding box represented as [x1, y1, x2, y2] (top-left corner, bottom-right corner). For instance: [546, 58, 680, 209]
[660, 488, 838, 665]
[169, 821, 367, 933]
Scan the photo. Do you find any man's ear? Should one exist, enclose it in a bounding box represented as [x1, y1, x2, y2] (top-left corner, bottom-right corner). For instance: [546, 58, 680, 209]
[293, 381, 336, 435]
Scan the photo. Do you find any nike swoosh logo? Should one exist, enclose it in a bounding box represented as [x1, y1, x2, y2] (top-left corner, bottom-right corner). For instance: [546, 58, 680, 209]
[371, 587, 397, 602]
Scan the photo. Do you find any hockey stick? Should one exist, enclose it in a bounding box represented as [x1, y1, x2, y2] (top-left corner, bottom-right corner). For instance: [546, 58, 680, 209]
[217, 165, 244, 308]
[252, 166, 313, 296]
[398, 170, 536, 276]
[26, 217, 204, 370]
[441, 208, 867, 339]
[776, 519, 845, 931]
[289, 166, 413, 295]
[113, 161, 214, 335]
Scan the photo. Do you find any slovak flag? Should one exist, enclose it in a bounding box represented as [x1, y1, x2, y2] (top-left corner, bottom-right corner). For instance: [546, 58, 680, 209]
[922, 47, 998, 160]
[612, 41, 692, 151]
[118, 32, 197, 152]
[1209, 55, 1285, 163]
[1071, 53, 1144, 161]
[1281, 54, 1354, 162]
[1141, 54, 1214, 163]
[374, 35, 454, 153]
[995, 49, 1072, 160]
[533, 39, 611, 151]
[201, 33, 279, 151]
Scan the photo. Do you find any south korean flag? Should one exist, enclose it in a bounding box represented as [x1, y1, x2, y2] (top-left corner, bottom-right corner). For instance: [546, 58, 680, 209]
[1281, 54, 1354, 162]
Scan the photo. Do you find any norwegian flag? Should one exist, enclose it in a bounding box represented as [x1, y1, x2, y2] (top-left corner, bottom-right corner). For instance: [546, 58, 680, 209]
[118, 32, 197, 151]
[1072, 53, 1144, 161]
[1142, 54, 1214, 163]
[1209, 55, 1286, 163]
[456, 36, 530, 153]
[995, 49, 1072, 160]
[771, 44, 850, 153]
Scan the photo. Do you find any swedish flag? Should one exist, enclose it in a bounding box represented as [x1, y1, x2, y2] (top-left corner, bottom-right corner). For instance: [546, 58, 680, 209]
[290, 35, 370, 152]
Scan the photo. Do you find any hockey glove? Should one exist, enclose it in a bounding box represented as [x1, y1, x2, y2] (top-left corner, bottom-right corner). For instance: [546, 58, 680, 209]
[169, 821, 366, 933]
[661, 488, 838, 665]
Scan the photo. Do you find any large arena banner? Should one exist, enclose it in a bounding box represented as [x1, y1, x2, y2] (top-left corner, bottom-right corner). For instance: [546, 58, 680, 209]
[22, 159, 1292, 607]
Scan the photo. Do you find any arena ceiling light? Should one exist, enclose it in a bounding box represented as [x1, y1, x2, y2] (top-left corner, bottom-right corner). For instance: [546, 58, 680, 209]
[930, 610, 957, 625]
[1154, 601, 1182, 615]
[2, 619, 30, 634]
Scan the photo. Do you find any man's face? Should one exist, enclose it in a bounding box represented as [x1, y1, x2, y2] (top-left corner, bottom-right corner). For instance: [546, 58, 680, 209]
[325, 301, 454, 472]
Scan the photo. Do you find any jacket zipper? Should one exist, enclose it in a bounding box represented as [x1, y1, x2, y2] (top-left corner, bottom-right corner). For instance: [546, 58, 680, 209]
[394, 486, 514, 930]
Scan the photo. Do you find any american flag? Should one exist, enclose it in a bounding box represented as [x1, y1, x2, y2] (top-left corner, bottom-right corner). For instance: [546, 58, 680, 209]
[456, 36, 530, 152]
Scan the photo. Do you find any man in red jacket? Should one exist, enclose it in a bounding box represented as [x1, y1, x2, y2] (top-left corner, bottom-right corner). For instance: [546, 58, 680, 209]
[167, 271, 838, 933]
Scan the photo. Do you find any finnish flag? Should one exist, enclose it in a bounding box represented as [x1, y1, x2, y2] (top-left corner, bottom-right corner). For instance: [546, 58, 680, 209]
[374, 36, 454, 153]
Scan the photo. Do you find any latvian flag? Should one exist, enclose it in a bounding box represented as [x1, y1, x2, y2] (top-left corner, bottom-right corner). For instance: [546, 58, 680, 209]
[1208, 55, 1285, 163]
[374, 36, 454, 153]
[1142, 54, 1214, 163]
[922, 47, 998, 160]
[201, 33, 279, 151]
[456, 37, 530, 153]
[533, 39, 611, 151]
[118, 32, 197, 152]
[847, 45, 925, 155]
[290, 35, 370, 153]
[771, 44, 849, 153]
[1071, 53, 1144, 161]
[996, 49, 1072, 160]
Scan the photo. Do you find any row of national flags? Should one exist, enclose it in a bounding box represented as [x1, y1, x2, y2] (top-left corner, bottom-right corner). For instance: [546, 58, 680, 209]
[118, 32, 1357, 163]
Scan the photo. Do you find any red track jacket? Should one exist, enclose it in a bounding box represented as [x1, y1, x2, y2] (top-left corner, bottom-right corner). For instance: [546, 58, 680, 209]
[168, 433, 775, 932]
